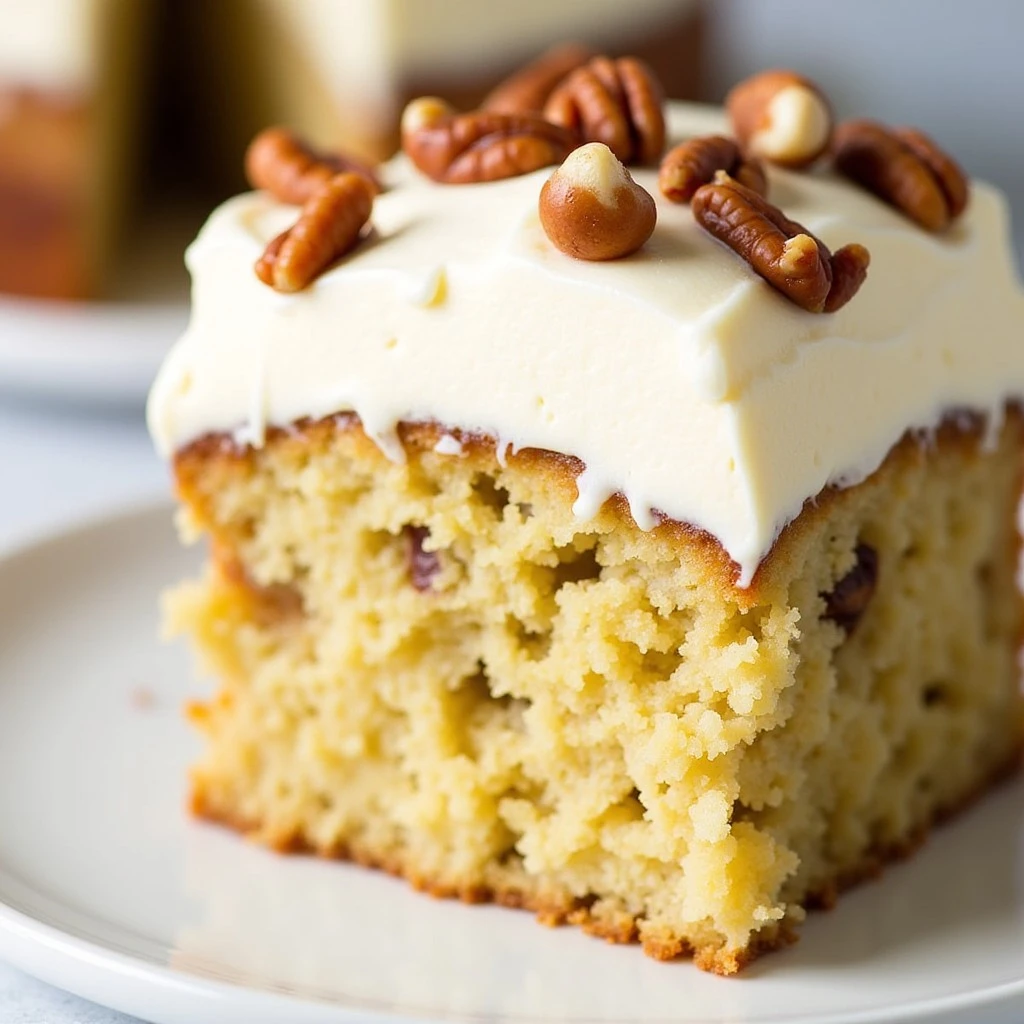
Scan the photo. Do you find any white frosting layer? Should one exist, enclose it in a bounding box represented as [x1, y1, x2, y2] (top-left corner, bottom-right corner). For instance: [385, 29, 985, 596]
[0, 0, 105, 91]
[148, 104, 1024, 586]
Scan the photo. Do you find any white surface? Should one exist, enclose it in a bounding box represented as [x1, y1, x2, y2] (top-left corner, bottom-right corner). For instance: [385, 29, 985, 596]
[0, 503, 1022, 1024]
[0, 294, 187, 410]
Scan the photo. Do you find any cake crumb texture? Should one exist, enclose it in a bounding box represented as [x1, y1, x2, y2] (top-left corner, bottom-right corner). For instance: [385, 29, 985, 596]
[169, 411, 1023, 973]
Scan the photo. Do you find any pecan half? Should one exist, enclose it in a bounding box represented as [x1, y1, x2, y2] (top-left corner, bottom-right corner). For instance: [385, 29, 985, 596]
[659, 135, 766, 204]
[544, 56, 666, 165]
[255, 172, 373, 292]
[482, 42, 595, 115]
[832, 120, 969, 231]
[823, 242, 871, 314]
[823, 543, 878, 634]
[691, 172, 870, 313]
[401, 98, 576, 184]
[893, 128, 969, 219]
[727, 70, 833, 168]
[245, 126, 381, 202]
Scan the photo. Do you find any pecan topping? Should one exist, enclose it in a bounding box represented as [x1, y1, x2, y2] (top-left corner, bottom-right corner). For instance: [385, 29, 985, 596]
[833, 120, 969, 231]
[823, 543, 878, 634]
[539, 143, 656, 261]
[245, 126, 381, 202]
[401, 97, 576, 184]
[727, 70, 833, 168]
[691, 172, 870, 313]
[254, 172, 373, 292]
[482, 42, 595, 115]
[659, 134, 766, 204]
[893, 128, 970, 219]
[822, 242, 871, 314]
[544, 56, 666, 165]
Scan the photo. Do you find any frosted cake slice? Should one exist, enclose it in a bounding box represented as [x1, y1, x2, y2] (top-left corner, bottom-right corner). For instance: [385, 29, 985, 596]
[148, 68, 1024, 972]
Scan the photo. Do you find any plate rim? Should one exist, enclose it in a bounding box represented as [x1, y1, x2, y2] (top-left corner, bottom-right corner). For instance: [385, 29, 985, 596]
[0, 294, 187, 408]
[2, 883, 1023, 1024]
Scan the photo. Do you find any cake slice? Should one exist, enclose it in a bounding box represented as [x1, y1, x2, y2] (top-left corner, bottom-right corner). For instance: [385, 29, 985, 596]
[148, 71, 1024, 972]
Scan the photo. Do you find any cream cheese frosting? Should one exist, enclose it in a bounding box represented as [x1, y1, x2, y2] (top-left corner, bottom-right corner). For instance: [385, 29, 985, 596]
[148, 103, 1024, 586]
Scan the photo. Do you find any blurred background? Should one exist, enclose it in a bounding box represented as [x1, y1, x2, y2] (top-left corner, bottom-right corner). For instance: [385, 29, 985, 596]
[0, 2, 1021, 1018]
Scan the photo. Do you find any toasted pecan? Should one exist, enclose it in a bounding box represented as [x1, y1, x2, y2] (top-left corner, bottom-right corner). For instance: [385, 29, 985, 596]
[482, 42, 595, 115]
[833, 120, 969, 231]
[539, 143, 657, 261]
[893, 127, 969, 220]
[727, 70, 833, 168]
[692, 172, 869, 313]
[544, 56, 666, 165]
[255, 173, 373, 292]
[401, 99, 575, 183]
[823, 242, 871, 314]
[245, 127, 381, 202]
[823, 543, 878, 634]
[659, 135, 766, 203]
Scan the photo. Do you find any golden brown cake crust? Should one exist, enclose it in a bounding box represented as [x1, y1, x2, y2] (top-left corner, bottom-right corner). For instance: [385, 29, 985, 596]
[190, 744, 1020, 975]
[188, 785, 799, 975]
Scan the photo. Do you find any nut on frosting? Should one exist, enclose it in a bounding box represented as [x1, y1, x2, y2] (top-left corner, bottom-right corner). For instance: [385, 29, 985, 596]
[692, 171, 869, 313]
[246, 127, 382, 202]
[833, 120, 969, 232]
[659, 134, 766, 204]
[544, 56, 666, 165]
[400, 98, 575, 184]
[727, 70, 833, 168]
[254, 172, 374, 293]
[539, 143, 656, 261]
[482, 42, 595, 115]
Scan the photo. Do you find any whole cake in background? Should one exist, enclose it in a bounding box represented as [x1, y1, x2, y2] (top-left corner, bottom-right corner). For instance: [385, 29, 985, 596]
[149, 48, 1024, 973]
[209, 0, 703, 163]
[0, 0, 702, 300]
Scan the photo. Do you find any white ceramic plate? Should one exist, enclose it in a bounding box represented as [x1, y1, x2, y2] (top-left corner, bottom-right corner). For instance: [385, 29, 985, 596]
[0, 296, 186, 407]
[0, 211, 192, 407]
[0, 504, 1023, 1024]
